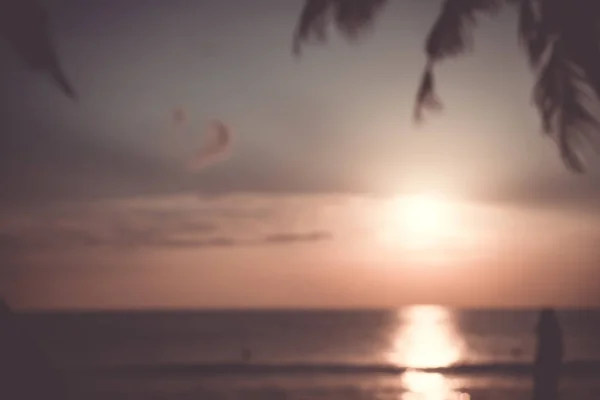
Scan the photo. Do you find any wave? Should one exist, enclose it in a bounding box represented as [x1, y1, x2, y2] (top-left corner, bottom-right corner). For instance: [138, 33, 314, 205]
[74, 360, 600, 377]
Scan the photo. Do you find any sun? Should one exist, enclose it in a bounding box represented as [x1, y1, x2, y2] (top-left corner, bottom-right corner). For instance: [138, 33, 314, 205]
[401, 195, 444, 237]
[381, 194, 453, 250]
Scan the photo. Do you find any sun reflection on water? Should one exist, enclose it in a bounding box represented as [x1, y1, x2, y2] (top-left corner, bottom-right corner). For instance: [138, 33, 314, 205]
[387, 306, 470, 400]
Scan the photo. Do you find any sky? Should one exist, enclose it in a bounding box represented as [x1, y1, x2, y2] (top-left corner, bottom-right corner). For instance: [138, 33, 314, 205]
[1, 0, 600, 310]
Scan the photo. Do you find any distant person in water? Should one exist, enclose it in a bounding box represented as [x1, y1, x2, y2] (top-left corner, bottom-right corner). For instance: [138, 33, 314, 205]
[241, 347, 252, 363]
[510, 347, 523, 358]
[532, 308, 563, 400]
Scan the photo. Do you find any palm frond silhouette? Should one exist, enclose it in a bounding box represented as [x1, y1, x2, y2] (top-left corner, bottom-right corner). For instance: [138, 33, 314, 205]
[293, 0, 600, 172]
[293, 0, 388, 56]
[0, 0, 77, 100]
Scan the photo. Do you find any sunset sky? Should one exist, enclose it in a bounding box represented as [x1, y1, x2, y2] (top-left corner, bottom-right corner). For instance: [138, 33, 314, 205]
[2, 0, 600, 309]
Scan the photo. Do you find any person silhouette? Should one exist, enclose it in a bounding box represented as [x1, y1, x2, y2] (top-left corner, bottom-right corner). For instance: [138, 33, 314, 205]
[532, 308, 563, 400]
[241, 347, 252, 364]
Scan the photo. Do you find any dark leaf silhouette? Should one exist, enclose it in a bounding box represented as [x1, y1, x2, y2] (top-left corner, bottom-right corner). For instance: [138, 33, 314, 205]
[293, 0, 389, 56]
[524, 1, 600, 171]
[425, 0, 500, 62]
[414, 65, 443, 122]
[0, 0, 77, 100]
[517, 0, 548, 68]
[415, 0, 500, 120]
[293, 0, 600, 172]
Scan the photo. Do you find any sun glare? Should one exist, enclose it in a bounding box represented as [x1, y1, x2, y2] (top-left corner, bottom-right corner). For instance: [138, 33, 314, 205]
[388, 306, 469, 400]
[381, 194, 455, 250]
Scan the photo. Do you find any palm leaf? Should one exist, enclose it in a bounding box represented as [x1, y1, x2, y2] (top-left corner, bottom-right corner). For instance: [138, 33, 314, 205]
[292, 0, 388, 56]
[517, 0, 550, 68]
[0, 0, 77, 100]
[293, 0, 331, 56]
[524, 0, 600, 171]
[414, 0, 501, 121]
[414, 64, 443, 122]
[532, 40, 600, 172]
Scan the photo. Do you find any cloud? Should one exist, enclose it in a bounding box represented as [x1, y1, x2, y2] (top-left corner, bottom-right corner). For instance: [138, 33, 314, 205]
[0, 227, 332, 252]
[117, 236, 240, 249]
[0, 102, 358, 212]
[0, 194, 343, 255]
[0, 226, 239, 251]
[472, 174, 600, 212]
[262, 231, 332, 244]
[0, 113, 187, 210]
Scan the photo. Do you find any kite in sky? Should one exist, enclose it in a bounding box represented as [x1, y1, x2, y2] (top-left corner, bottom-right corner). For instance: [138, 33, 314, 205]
[187, 119, 232, 172]
[169, 107, 232, 172]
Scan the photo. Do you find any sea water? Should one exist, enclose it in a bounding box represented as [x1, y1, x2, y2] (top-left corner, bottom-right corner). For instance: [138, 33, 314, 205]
[16, 306, 600, 400]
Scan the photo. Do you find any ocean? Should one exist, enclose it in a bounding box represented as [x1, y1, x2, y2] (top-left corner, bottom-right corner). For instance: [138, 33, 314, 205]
[15, 306, 600, 400]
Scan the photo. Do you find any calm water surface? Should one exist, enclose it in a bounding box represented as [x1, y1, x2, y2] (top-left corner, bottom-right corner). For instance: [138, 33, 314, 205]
[18, 306, 600, 400]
